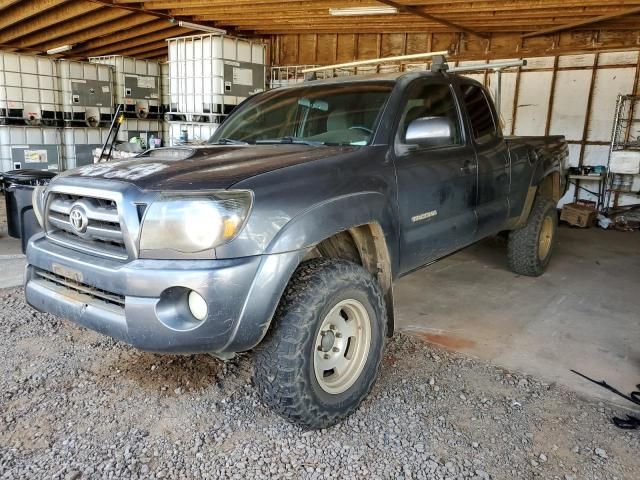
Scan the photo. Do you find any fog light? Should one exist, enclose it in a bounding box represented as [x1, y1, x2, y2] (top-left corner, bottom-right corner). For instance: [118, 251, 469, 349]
[188, 291, 208, 321]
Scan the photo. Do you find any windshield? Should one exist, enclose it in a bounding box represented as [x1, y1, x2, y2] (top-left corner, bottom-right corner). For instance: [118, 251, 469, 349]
[209, 82, 393, 146]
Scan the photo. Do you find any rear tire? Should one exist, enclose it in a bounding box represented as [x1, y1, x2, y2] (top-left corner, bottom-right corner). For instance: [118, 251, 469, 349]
[253, 258, 387, 429]
[507, 196, 558, 276]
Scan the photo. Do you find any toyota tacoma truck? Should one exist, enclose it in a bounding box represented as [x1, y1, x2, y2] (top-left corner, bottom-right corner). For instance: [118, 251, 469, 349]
[25, 70, 567, 429]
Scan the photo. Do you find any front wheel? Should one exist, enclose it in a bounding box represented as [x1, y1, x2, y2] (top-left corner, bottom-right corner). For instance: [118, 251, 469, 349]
[507, 196, 558, 276]
[253, 258, 387, 429]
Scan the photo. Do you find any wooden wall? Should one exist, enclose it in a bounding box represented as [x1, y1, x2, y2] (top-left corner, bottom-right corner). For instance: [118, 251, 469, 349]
[270, 30, 640, 66]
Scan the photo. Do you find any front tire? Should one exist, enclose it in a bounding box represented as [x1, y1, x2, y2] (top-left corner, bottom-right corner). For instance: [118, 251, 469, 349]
[253, 258, 387, 429]
[507, 196, 558, 276]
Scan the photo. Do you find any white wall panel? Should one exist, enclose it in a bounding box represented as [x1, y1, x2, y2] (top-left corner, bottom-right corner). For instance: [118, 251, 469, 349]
[583, 144, 610, 167]
[598, 51, 638, 66]
[549, 70, 591, 140]
[557, 54, 595, 68]
[514, 71, 553, 136]
[489, 71, 517, 134]
[587, 68, 636, 141]
[523, 56, 555, 69]
[566, 143, 582, 168]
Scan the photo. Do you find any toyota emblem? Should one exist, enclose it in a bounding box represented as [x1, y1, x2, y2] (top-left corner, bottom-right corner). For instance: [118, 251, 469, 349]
[69, 206, 88, 233]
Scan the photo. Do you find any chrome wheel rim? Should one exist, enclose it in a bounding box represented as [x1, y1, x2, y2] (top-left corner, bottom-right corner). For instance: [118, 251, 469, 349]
[313, 299, 372, 395]
[538, 216, 554, 260]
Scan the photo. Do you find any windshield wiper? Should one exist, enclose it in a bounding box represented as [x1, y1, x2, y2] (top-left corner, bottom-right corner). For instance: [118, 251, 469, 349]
[212, 138, 248, 145]
[255, 136, 325, 146]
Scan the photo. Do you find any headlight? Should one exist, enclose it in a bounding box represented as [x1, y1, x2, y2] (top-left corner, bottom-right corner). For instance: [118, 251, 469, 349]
[139, 190, 252, 258]
[32, 185, 47, 228]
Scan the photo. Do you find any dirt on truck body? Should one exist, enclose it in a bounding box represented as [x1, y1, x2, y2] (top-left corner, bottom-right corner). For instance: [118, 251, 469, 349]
[25, 70, 567, 428]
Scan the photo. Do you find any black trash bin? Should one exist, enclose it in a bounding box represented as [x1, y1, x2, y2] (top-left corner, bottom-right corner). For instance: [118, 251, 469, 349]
[1, 169, 57, 253]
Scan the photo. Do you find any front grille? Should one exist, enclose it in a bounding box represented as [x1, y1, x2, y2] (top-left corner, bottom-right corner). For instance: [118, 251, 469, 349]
[34, 268, 125, 310]
[45, 192, 127, 259]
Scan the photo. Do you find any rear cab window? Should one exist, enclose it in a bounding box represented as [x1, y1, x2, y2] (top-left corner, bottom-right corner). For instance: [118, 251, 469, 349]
[459, 83, 500, 144]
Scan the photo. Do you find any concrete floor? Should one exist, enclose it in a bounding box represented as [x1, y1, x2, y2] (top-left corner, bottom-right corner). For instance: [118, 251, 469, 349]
[0, 197, 638, 407]
[396, 226, 640, 407]
[0, 194, 25, 289]
[0, 236, 24, 289]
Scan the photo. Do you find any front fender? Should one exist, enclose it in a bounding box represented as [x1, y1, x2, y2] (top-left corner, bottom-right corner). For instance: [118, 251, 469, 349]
[264, 191, 399, 274]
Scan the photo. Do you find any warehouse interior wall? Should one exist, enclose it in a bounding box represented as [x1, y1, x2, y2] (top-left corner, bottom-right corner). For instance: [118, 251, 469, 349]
[271, 31, 640, 65]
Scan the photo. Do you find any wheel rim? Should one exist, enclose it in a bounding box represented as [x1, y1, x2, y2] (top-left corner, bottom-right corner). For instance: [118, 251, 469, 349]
[313, 299, 372, 395]
[538, 215, 554, 260]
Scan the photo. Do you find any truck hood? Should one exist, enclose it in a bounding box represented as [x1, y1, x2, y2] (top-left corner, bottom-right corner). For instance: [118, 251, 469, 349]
[57, 145, 359, 190]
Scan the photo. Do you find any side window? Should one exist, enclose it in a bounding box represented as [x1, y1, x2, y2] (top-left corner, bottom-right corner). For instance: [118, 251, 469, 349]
[396, 82, 462, 150]
[460, 84, 497, 143]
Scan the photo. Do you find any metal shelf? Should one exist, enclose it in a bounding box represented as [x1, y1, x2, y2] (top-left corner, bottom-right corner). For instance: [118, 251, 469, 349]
[604, 94, 640, 212]
[568, 174, 604, 181]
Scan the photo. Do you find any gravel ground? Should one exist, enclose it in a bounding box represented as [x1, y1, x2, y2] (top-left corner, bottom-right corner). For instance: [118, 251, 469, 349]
[0, 193, 7, 236]
[1, 287, 639, 480]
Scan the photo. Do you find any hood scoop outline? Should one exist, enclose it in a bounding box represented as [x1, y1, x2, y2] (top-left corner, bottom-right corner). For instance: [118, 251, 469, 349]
[137, 147, 196, 161]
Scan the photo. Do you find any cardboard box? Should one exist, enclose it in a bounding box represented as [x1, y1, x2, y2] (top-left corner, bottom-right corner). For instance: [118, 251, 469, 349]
[560, 202, 597, 228]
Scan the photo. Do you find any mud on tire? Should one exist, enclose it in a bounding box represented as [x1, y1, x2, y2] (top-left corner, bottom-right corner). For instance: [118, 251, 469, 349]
[507, 196, 558, 277]
[253, 258, 387, 429]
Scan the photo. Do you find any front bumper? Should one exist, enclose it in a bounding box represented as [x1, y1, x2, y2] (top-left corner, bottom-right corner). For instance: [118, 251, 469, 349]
[25, 233, 305, 355]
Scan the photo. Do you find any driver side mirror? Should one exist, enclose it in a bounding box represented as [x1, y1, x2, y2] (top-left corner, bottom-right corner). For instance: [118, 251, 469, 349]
[405, 116, 453, 147]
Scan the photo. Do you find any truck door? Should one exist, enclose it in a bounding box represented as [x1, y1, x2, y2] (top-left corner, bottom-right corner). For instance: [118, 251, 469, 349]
[457, 81, 511, 239]
[393, 78, 478, 274]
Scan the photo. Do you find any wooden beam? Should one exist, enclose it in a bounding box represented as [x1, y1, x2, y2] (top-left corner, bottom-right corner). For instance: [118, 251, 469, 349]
[91, 0, 248, 35]
[376, 0, 489, 39]
[109, 39, 171, 57]
[136, 47, 170, 59]
[0, 1, 103, 44]
[141, 0, 640, 6]
[25, 10, 153, 50]
[0, 0, 21, 11]
[170, 1, 640, 17]
[182, 6, 630, 19]
[197, 12, 624, 26]
[77, 26, 192, 57]
[220, 18, 603, 30]
[88, 0, 172, 19]
[69, 19, 175, 53]
[9, 8, 132, 48]
[523, 6, 640, 38]
[0, 0, 69, 31]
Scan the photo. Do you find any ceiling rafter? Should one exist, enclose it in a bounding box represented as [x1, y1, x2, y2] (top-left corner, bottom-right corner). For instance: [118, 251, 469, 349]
[12, 9, 134, 49]
[174, 4, 640, 17]
[523, 5, 640, 38]
[0, 0, 69, 31]
[0, 0, 638, 60]
[0, 0, 22, 12]
[28, 15, 152, 51]
[145, 0, 640, 5]
[0, 1, 104, 44]
[69, 19, 177, 54]
[195, 13, 628, 25]
[112, 38, 183, 57]
[86, 0, 237, 32]
[76, 26, 193, 57]
[376, 0, 488, 39]
[136, 47, 171, 60]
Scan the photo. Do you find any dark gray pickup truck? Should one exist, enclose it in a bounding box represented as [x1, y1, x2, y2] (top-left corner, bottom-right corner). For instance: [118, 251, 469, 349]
[25, 71, 567, 428]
